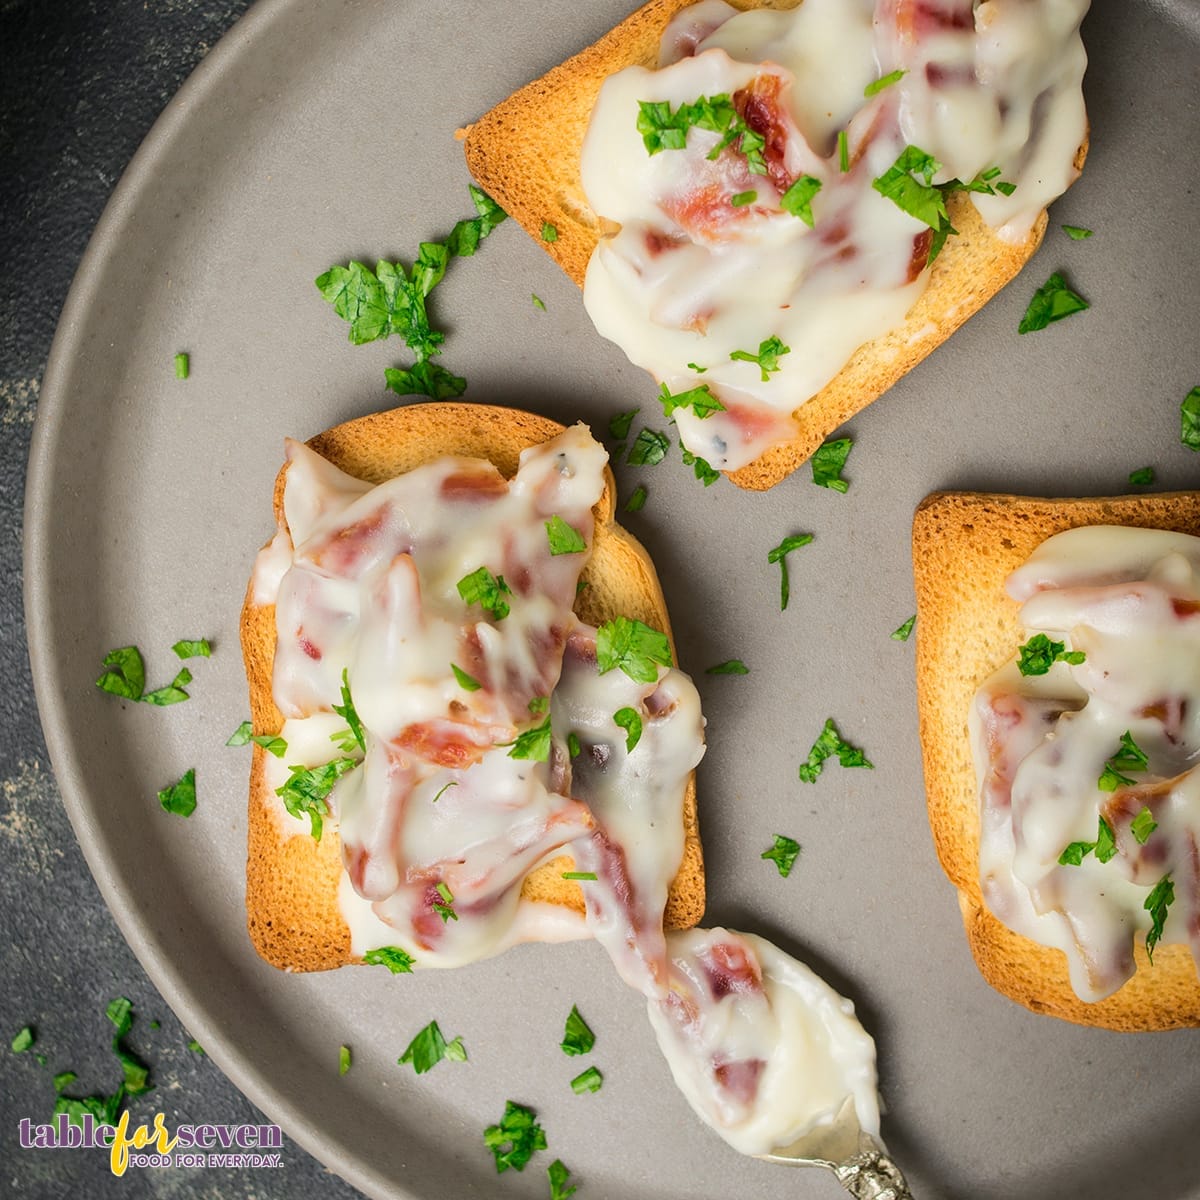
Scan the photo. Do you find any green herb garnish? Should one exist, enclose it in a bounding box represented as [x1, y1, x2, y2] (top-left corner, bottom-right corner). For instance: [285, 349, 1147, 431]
[171, 639, 210, 659]
[226, 720, 253, 746]
[1182, 387, 1200, 452]
[507, 717, 552, 762]
[399, 1020, 467, 1074]
[484, 1100, 547, 1173]
[681, 447, 720, 486]
[541, 222, 559, 242]
[332, 669, 366, 754]
[864, 69, 906, 96]
[157, 768, 196, 818]
[613, 706, 643, 754]
[1097, 731, 1149, 791]
[624, 484, 648, 513]
[560, 1005, 595, 1056]
[1058, 815, 1118, 866]
[561, 871, 597, 881]
[1144, 875, 1174, 964]
[1062, 224, 1093, 240]
[186, 1039, 204, 1056]
[458, 566, 512, 620]
[1130, 806, 1158, 845]
[452, 664, 482, 692]
[1017, 272, 1089, 334]
[780, 174, 822, 227]
[658, 381, 725, 420]
[609, 409, 638, 440]
[1016, 633, 1086, 676]
[431, 781, 458, 803]
[384, 361, 467, 400]
[837, 129, 849, 173]
[432, 881, 458, 924]
[528, 696, 549, 715]
[798, 718, 873, 783]
[11, 1026, 34, 1054]
[627, 428, 671, 466]
[635, 94, 766, 175]
[811, 437, 852, 492]
[767, 533, 814, 611]
[252, 734, 287, 758]
[891, 615, 916, 642]
[596, 617, 672, 683]
[363, 946, 416, 974]
[706, 659, 749, 675]
[548, 1159, 578, 1200]
[276, 757, 358, 840]
[445, 185, 508, 258]
[95, 646, 145, 700]
[545, 515, 587, 556]
[1128, 466, 1155, 486]
[532, 294, 546, 311]
[730, 335, 790, 382]
[174, 352, 189, 380]
[142, 667, 192, 706]
[570, 1066, 603, 1095]
[567, 732, 582, 758]
[339, 1045, 351, 1076]
[761, 834, 802, 878]
[730, 189, 757, 207]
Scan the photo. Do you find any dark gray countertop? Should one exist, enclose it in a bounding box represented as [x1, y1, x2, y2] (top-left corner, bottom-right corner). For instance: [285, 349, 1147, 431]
[1, 2, 359, 1194]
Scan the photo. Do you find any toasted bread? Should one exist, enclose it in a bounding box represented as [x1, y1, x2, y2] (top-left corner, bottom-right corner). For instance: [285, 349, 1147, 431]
[241, 403, 705, 971]
[912, 490, 1200, 1030]
[461, 0, 1087, 491]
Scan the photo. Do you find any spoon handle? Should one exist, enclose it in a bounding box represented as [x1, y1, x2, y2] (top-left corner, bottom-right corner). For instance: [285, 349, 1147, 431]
[831, 1141, 913, 1200]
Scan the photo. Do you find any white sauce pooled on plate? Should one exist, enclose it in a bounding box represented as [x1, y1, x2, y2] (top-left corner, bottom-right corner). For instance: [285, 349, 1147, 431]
[581, 0, 1089, 470]
[252, 423, 881, 1154]
[970, 527, 1200, 1001]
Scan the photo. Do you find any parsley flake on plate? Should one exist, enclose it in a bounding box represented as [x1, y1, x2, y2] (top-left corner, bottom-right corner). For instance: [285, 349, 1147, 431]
[532, 294, 546, 311]
[484, 1100, 547, 1173]
[398, 1020, 467, 1074]
[1182, 387, 1200, 451]
[624, 484, 648, 513]
[276, 757, 358, 840]
[384, 361, 467, 400]
[226, 720, 253, 746]
[891, 615, 916, 642]
[545, 515, 587, 555]
[548, 1159, 578, 1200]
[171, 638, 210, 659]
[811, 437, 853, 492]
[11, 1026, 34, 1054]
[173, 352, 189, 379]
[339, 1045, 351, 1076]
[681, 446, 720, 486]
[780, 174, 822, 227]
[627, 428, 671, 466]
[706, 659, 749, 675]
[445, 185, 508, 258]
[798, 718, 873, 783]
[567, 732, 582, 758]
[767, 533, 814, 611]
[458, 566, 512, 620]
[1017, 272, 1089, 334]
[1128, 466, 1155, 486]
[730, 335, 790, 382]
[96, 646, 146, 700]
[761, 834, 802, 878]
[1016, 633, 1085, 676]
[142, 667, 192, 707]
[363, 946, 416, 974]
[157, 768, 196, 818]
[1097, 731, 1148, 792]
[570, 1066, 604, 1095]
[252, 733, 287, 758]
[613, 706, 643, 753]
[658, 381, 725, 420]
[186, 1039, 205, 1056]
[609, 408, 638, 440]
[596, 617, 673, 683]
[560, 1005, 595, 1056]
[1062, 224, 1093, 240]
[1144, 875, 1175, 964]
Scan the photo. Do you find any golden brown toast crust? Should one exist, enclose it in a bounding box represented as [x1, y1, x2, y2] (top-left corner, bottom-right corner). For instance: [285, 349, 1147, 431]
[461, 0, 1086, 491]
[912, 490, 1200, 1030]
[241, 403, 704, 971]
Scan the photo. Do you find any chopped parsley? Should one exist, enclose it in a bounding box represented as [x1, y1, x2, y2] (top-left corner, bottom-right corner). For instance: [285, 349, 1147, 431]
[432, 881, 458, 924]
[363, 946, 415, 974]
[561, 871, 597, 881]
[11, 1026, 34, 1054]
[767, 533, 814, 611]
[811, 437, 852, 492]
[548, 1159, 578, 1200]
[1058, 815, 1118, 866]
[171, 639, 210, 659]
[780, 174, 822, 227]
[398, 1020, 467, 1074]
[837, 129, 849, 173]
[627, 428, 671, 466]
[186, 1039, 204, 1056]
[226, 720, 253, 746]
[541, 222, 559, 242]
[730, 335, 790, 382]
[545, 515, 587, 556]
[384, 361, 467, 400]
[891, 615, 916, 642]
[624, 484, 648, 513]
[596, 617, 673, 683]
[445, 185, 508, 258]
[94, 646, 178, 704]
[276, 757, 358, 840]
[142, 667, 192, 707]
[1062, 224, 1093, 240]
[458, 566, 512, 620]
[570, 1066, 603, 1095]
[252, 733, 287, 758]
[613, 706, 643, 754]
[506, 717, 552, 762]
[1130, 806, 1158, 845]
[431, 781, 458, 803]
[106, 998, 152, 1098]
[560, 1005, 595, 1056]
[761, 834, 802, 878]
[528, 696, 549, 715]
[635, 93, 767, 175]
[706, 659, 749, 675]
[1016, 633, 1085, 676]
[864, 69, 906, 96]
[1097, 731, 1149, 792]
[532, 294, 546, 311]
[1128, 466, 1155, 486]
[332, 669, 366, 754]
[1182, 387, 1200, 451]
[174, 352, 189, 379]
[567, 732, 582, 759]
[798, 718, 873, 783]
[157, 768, 196, 818]
[339, 1045, 351, 1076]
[1144, 875, 1174, 964]
[681, 447, 720, 486]
[609, 408, 638, 440]
[452, 663, 482, 691]
[657, 381, 725, 420]
[1017, 272, 1089, 334]
[730, 189, 757, 207]
[484, 1100, 547, 1173]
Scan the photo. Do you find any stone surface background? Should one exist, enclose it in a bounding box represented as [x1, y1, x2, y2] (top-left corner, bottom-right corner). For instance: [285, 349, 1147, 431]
[1, 2, 360, 1194]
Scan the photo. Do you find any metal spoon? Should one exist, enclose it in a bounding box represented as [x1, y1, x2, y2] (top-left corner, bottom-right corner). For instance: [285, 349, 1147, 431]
[756, 1096, 913, 1199]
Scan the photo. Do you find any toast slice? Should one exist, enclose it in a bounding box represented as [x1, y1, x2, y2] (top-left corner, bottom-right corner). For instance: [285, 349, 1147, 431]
[241, 403, 705, 971]
[912, 490, 1200, 1030]
[461, 0, 1086, 491]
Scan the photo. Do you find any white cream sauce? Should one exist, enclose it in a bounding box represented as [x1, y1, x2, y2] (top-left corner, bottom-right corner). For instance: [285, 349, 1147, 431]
[970, 527, 1200, 1001]
[254, 424, 879, 1152]
[581, 0, 1089, 471]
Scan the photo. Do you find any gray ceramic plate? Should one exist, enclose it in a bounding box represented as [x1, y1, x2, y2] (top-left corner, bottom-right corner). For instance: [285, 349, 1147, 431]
[24, 0, 1200, 1197]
